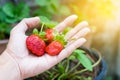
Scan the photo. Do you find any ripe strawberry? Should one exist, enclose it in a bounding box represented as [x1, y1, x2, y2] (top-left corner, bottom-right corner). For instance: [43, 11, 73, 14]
[45, 29, 54, 43]
[26, 34, 46, 56]
[45, 41, 63, 56]
[26, 16, 68, 56]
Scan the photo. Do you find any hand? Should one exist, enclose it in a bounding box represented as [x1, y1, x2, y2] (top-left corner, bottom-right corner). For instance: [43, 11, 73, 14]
[1, 15, 90, 79]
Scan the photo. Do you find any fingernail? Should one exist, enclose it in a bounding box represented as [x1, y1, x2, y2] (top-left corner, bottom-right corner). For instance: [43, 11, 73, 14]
[84, 28, 91, 33]
[71, 14, 78, 19]
[34, 17, 40, 20]
[77, 38, 87, 45]
[81, 21, 89, 26]
[81, 38, 87, 42]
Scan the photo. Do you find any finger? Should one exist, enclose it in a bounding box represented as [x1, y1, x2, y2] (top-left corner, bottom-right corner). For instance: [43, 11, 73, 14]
[54, 15, 78, 32]
[65, 21, 88, 40]
[71, 28, 90, 39]
[66, 28, 90, 47]
[67, 28, 90, 45]
[58, 38, 86, 61]
[11, 17, 40, 35]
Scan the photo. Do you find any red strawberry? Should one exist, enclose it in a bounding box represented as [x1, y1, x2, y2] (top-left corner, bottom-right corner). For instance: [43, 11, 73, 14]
[45, 29, 54, 43]
[45, 41, 63, 56]
[26, 34, 46, 56]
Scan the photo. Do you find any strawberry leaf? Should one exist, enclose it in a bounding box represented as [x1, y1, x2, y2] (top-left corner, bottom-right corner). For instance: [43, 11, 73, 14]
[39, 16, 58, 28]
[39, 16, 49, 24]
[45, 21, 58, 28]
[73, 49, 93, 71]
[57, 63, 65, 73]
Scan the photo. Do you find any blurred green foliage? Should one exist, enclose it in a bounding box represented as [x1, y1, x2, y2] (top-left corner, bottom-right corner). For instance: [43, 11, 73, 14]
[0, 0, 70, 40]
[0, 2, 30, 39]
[0, 2, 29, 23]
[0, 23, 11, 39]
[34, 0, 70, 19]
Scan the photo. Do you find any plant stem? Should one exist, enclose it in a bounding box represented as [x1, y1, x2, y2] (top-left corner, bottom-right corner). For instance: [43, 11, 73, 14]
[52, 73, 59, 80]
[65, 58, 70, 72]
[40, 23, 44, 32]
[68, 62, 80, 74]
[58, 73, 67, 80]
[69, 51, 102, 78]
[45, 71, 51, 75]
[52, 67, 58, 72]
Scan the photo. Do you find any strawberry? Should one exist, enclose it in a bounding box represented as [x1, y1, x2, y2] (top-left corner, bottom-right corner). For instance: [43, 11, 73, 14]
[26, 34, 46, 56]
[45, 29, 54, 43]
[45, 41, 63, 56]
[26, 16, 68, 56]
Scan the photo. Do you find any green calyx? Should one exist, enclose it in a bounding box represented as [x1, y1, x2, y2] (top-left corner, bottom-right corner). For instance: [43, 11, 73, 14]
[32, 16, 67, 46]
[33, 28, 48, 41]
[33, 28, 39, 35]
[53, 31, 67, 46]
[32, 16, 58, 40]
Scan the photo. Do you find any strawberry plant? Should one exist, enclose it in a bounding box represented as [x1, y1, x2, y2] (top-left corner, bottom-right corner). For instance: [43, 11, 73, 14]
[26, 47, 102, 80]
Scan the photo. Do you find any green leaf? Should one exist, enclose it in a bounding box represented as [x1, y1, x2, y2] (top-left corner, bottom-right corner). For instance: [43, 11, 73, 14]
[39, 16, 57, 28]
[2, 2, 30, 23]
[68, 55, 76, 60]
[46, 4, 56, 14]
[39, 31, 46, 39]
[51, 0, 59, 10]
[45, 21, 58, 28]
[33, 8, 52, 19]
[45, 0, 60, 14]
[33, 28, 39, 35]
[86, 77, 92, 80]
[35, 0, 48, 6]
[58, 63, 65, 73]
[0, 23, 11, 39]
[39, 16, 50, 24]
[17, 3, 30, 20]
[2, 3, 14, 18]
[59, 6, 70, 16]
[74, 49, 93, 71]
[5, 26, 12, 35]
[5, 17, 18, 23]
[0, 7, 7, 22]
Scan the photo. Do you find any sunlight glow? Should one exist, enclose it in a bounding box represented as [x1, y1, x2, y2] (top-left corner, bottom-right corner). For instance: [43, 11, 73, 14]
[67, 0, 120, 32]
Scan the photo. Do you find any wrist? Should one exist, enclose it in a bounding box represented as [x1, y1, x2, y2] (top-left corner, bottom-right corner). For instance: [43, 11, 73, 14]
[0, 50, 22, 80]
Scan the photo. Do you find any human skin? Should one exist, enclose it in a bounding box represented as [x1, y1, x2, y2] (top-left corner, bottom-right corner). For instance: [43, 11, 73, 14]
[0, 15, 90, 80]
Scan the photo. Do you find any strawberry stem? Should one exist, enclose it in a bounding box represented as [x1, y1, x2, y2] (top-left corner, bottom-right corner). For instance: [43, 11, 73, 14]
[40, 23, 45, 32]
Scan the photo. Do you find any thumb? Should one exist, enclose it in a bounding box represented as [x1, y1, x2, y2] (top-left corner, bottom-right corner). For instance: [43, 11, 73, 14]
[10, 17, 40, 35]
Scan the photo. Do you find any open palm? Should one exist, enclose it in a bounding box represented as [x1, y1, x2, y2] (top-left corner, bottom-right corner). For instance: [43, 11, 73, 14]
[6, 15, 90, 79]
